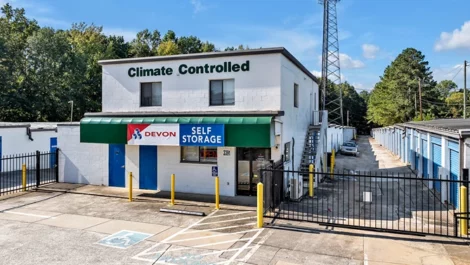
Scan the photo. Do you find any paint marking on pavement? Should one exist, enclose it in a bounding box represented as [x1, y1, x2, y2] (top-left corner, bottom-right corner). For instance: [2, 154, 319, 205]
[194, 216, 255, 226]
[364, 253, 369, 265]
[4, 211, 56, 219]
[181, 222, 257, 234]
[226, 228, 263, 264]
[166, 229, 260, 244]
[207, 211, 255, 218]
[239, 230, 274, 262]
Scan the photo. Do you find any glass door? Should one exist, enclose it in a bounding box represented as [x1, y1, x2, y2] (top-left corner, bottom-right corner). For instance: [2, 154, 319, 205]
[237, 148, 271, 196]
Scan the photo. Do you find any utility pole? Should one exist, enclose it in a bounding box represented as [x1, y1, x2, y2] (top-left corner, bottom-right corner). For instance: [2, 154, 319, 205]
[418, 78, 423, 121]
[415, 93, 417, 115]
[464, 60, 467, 119]
[347, 110, 349, 126]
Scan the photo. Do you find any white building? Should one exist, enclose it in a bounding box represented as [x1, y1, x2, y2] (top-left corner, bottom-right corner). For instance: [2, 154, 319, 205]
[0, 123, 58, 171]
[59, 48, 320, 197]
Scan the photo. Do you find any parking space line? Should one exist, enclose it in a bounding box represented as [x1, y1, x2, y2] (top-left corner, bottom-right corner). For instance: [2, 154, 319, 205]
[227, 229, 263, 264]
[181, 222, 257, 234]
[207, 211, 254, 218]
[195, 216, 254, 226]
[239, 230, 273, 262]
[188, 237, 250, 248]
[166, 229, 260, 244]
[4, 211, 56, 219]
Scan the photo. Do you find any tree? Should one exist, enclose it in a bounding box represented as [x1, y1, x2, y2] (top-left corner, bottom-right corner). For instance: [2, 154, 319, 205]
[367, 48, 437, 126]
[201, 41, 216, 52]
[162, 30, 176, 42]
[436, 80, 458, 99]
[446, 92, 463, 118]
[178, 36, 202, 54]
[157, 40, 180, 56]
[129, 29, 160, 57]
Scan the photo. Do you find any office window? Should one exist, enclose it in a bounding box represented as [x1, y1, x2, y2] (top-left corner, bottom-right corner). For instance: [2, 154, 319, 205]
[210, 79, 234, 106]
[181, 146, 217, 163]
[141, 82, 162, 107]
[294, 83, 299, 108]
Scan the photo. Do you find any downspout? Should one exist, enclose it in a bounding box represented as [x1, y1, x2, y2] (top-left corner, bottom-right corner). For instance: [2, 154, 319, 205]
[26, 126, 34, 141]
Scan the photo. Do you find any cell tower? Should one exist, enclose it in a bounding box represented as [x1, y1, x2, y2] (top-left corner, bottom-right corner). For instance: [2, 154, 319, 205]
[319, 0, 343, 125]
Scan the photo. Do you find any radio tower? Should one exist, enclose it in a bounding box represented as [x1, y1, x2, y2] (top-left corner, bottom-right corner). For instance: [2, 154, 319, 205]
[319, 0, 343, 125]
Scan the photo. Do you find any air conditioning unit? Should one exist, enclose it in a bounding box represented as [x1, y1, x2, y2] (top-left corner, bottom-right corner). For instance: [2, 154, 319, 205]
[290, 178, 303, 201]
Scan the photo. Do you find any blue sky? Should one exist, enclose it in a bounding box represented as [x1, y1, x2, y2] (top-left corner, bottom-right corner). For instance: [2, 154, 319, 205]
[3, 0, 470, 91]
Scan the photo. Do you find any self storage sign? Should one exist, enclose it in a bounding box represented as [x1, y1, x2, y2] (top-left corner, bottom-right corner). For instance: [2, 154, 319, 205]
[180, 124, 224, 146]
[127, 124, 224, 147]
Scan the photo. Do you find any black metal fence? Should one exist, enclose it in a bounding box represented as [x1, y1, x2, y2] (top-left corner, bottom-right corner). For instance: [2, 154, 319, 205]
[262, 168, 470, 239]
[0, 150, 59, 196]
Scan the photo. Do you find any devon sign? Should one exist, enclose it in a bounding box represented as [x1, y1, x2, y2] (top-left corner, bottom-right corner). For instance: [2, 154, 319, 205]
[128, 60, 250, 77]
[127, 124, 225, 146]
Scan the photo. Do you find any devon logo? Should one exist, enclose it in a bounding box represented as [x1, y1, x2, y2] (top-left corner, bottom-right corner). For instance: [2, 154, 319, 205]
[133, 129, 142, 139]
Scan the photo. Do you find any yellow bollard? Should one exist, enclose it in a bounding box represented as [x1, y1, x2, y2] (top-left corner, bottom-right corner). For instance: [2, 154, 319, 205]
[129, 172, 133, 202]
[460, 186, 468, 236]
[22, 164, 26, 191]
[170, 174, 175, 205]
[215, 176, 220, 210]
[309, 164, 314, 197]
[257, 182, 264, 228]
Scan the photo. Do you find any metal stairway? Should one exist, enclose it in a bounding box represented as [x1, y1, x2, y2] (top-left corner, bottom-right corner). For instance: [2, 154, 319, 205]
[300, 125, 321, 174]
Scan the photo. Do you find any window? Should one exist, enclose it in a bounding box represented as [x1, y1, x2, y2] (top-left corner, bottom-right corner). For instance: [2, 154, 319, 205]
[141, 82, 162, 107]
[294, 83, 299, 108]
[210, 79, 234, 106]
[181, 146, 217, 163]
[284, 142, 291, 162]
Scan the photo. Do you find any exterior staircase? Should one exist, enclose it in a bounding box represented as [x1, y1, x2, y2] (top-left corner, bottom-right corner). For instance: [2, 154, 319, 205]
[300, 125, 321, 173]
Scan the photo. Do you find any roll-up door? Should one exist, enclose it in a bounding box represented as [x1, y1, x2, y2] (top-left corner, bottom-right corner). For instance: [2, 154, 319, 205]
[449, 140, 459, 208]
[422, 138, 428, 178]
[432, 142, 442, 192]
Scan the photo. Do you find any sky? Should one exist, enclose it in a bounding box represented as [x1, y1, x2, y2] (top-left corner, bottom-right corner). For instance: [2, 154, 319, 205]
[2, 0, 469, 92]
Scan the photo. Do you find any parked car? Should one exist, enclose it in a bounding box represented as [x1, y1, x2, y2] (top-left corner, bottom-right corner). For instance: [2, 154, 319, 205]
[341, 141, 358, 156]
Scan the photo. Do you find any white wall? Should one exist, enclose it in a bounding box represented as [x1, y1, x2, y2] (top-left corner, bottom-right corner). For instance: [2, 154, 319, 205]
[0, 127, 58, 171]
[157, 146, 236, 196]
[279, 55, 318, 171]
[58, 125, 108, 185]
[343, 128, 354, 143]
[327, 126, 343, 153]
[102, 54, 282, 113]
[125, 145, 140, 189]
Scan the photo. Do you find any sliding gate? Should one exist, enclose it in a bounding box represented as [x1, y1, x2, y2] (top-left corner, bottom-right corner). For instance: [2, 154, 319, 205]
[262, 168, 470, 239]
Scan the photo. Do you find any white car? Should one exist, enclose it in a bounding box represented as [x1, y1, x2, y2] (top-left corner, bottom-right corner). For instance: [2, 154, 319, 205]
[341, 141, 358, 156]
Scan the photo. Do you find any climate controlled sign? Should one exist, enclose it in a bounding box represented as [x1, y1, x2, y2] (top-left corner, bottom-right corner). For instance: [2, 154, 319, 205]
[127, 124, 224, 146]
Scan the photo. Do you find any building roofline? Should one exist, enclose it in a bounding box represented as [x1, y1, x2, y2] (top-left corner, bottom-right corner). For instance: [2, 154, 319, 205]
[84, 110, 284, 118]
[400, 123, 459, 139]
[98, 47, 319, 84]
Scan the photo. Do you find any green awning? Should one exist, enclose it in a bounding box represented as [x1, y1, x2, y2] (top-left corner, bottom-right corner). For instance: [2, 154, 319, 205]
[80, 116, 273, 148]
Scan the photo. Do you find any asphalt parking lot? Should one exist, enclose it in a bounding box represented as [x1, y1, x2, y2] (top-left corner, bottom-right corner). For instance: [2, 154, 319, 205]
[2, 139, 470, 265]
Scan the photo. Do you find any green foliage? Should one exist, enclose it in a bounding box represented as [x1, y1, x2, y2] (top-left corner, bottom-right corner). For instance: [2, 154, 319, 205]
[0, 4, 219, 122]
[446, 91, 463, 118]
[367, 48, 438, 126]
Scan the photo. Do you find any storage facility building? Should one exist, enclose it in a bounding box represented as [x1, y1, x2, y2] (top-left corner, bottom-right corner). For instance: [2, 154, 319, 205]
[372, 119, 470, 208]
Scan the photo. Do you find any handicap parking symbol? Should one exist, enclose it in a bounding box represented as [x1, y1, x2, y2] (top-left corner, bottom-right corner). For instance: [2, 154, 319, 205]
[97, 230, 153, 249]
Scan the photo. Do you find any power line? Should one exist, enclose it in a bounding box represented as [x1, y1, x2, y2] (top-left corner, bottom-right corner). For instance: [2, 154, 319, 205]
[451, 65, 463, 82]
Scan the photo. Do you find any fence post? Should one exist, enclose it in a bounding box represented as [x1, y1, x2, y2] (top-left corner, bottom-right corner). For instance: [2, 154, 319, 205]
[309, 164, 314, 197]
[55, 148, 59, 182]
[36, 150, 40, 187]
[170, 174, 175, 205]
[257, 182, 264, 228]
[215, 176, 220, 210]
[460, 185, 468, 236]
[22, 164, 26, 191]
[330, 149, 335, 178]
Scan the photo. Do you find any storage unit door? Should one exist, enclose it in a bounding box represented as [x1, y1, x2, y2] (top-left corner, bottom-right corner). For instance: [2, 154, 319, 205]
[414, 136, 419, 170]
[421, 139, 428, 178]
[432, 143, 442, 192]
[407, 135, 410, 164]
[449, 149, 460, 208]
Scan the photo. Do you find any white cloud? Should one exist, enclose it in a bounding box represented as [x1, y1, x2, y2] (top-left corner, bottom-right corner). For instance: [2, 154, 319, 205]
[34, 17, 69, 28]
[103, 28, 138, 42]
[435, 21, 470, 51]
[340, 53, 365, 69]
[338, 29, 352, 41]
[432, 64, 465, 86]
[362, 44, 380, 59]
[310, 69, 346, 82]
[352, 83, 364, 89]
[190, 0, 207, 14]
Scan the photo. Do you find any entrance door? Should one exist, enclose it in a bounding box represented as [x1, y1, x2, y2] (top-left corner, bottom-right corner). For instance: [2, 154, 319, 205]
[109, 144, 125, 187]
[139, 145, 158, 190]
[237, 148, 271, 196]
[50, 137, 57, 168]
